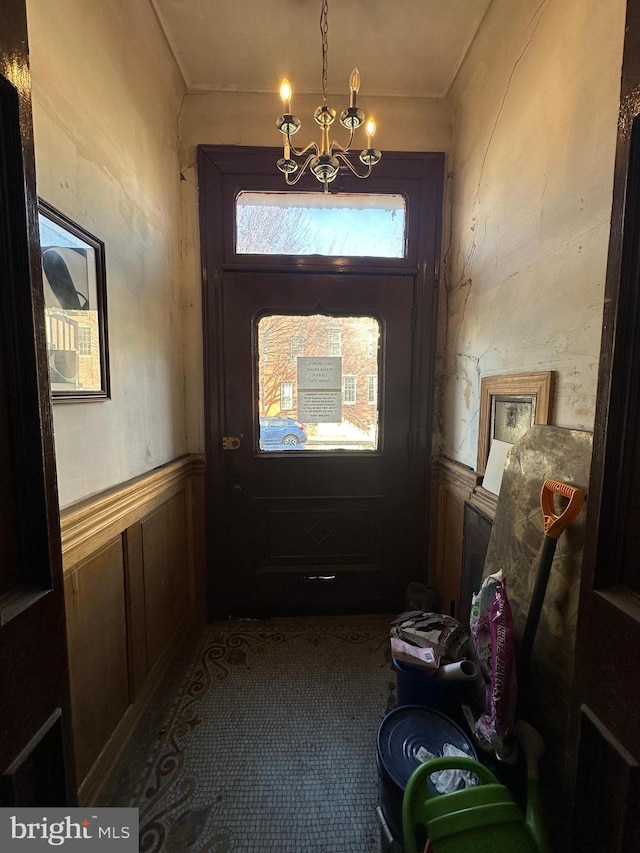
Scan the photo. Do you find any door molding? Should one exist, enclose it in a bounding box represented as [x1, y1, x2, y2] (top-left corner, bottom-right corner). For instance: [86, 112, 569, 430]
[0, 0, 76, 804]
[197, 146, 444, 619]
[569, 2, 640, 849]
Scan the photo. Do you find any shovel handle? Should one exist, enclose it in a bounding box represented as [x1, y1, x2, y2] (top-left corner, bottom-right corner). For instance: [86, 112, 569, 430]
[540, 479, 585, 539]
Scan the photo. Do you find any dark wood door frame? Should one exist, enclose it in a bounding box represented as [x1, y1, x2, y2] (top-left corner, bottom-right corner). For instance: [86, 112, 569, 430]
[0, 0, 76, 804]
[569, 2, 640, 850]
[197, 146, 445, 620]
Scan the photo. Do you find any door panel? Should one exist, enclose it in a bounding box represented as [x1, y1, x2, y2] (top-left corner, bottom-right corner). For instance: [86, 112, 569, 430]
[253, 495, 384, 573]
[222, 271, 415, 615]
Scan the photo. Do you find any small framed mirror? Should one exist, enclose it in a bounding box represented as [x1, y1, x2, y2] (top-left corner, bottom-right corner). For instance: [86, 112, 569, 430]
[38, 199, 110, 400]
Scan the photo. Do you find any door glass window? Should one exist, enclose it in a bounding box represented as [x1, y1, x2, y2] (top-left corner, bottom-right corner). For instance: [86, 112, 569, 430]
[257, 314, 380, 451]
[236, 192, 406, 257]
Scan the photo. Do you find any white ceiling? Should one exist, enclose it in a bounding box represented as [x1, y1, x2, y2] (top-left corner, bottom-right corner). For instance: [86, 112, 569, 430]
[151, 0, 492, 99]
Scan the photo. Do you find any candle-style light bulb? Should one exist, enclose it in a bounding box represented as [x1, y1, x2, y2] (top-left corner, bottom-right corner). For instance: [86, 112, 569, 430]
[349, 68, 360, 107]
[366, 118, 376, 147]
[280, 78, 292, 113]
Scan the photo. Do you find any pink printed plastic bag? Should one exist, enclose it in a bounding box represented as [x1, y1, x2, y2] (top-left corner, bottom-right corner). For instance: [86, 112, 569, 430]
[470, 572, 517, 760]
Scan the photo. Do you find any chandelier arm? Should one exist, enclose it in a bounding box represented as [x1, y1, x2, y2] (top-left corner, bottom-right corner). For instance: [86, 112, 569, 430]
[290, 140, 320, 158]
[284, 154, 317, 185]
[334, 152, 373, 179]
[330, 128, 356, 154]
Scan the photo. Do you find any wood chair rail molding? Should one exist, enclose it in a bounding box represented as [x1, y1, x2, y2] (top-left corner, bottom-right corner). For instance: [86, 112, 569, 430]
[469, 484, 498, 521]
[434, 456, 480, 495]
[59, 455, 200, 570]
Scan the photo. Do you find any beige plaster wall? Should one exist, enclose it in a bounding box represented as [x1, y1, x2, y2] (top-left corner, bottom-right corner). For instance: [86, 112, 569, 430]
[27, 0, 186, 507]
[25, 0, 625, 503]
[179, 91, 453, 451]
[440, 0, 626, 469]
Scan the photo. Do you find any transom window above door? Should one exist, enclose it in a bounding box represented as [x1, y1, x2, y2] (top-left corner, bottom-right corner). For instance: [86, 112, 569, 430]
[257, 314, 381, 452]
[236, 192, 406, 258]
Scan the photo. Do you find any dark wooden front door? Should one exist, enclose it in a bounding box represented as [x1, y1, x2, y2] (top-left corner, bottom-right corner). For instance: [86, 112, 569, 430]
[222, 271, 415, 615]
[569, 2, 640, 850]
[0, 0, 76, 805]
[198, 146, 444, 619]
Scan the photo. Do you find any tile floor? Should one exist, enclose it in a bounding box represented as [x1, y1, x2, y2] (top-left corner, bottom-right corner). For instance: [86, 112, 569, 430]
[105, 615, 396, 853]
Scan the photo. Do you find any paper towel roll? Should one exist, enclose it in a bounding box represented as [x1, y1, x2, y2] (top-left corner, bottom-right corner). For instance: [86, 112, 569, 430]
[433, 659, 478, 681]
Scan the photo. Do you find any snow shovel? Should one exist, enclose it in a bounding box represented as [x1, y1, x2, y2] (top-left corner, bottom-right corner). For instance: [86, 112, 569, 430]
[519, 478, 585, 679]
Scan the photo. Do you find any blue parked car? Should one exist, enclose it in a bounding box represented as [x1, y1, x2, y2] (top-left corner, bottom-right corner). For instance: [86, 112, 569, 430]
[259, 417, 308, 447]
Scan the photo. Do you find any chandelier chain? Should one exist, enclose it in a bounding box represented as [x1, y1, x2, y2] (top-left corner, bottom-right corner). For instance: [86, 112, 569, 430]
[320, 0, 329, 105]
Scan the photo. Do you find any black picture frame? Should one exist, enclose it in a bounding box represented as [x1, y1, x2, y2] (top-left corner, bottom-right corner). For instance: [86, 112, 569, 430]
[37, 199, 110, 400]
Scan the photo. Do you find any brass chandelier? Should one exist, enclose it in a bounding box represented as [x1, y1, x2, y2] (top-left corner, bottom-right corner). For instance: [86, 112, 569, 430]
[276, 0, 381, 191]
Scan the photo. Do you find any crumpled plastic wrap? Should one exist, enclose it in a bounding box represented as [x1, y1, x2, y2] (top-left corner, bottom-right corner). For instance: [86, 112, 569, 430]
[390, 611, 469, 665]
[432, 743, 479, 793]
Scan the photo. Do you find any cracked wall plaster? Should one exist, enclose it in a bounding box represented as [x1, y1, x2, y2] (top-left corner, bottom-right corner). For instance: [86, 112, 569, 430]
[439, 0, 626, 469]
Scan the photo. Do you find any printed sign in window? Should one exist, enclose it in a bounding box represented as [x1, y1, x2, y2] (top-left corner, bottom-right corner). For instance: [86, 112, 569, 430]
[297, 357, 342, 423]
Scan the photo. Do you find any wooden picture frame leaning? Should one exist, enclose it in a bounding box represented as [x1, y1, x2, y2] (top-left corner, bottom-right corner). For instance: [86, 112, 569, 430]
[476, 371, 554, 475]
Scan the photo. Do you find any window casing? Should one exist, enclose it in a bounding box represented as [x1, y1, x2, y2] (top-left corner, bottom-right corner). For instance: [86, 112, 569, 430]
[290, 337, 305, 360]
[280, 381, 294, 410]
[367, 375, 377, 405]
[328, 329, 342, 356]
[78, 325, 91, 357]
[343, 375, 357, 405]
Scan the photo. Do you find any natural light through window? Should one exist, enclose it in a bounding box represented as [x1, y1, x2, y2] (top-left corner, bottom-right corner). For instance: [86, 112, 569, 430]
[236, 192, 406, 257]
[257, 314, 381, 451]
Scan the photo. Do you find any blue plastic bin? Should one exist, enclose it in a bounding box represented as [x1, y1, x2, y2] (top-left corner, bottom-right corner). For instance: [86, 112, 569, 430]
[393, 659, 461, 714]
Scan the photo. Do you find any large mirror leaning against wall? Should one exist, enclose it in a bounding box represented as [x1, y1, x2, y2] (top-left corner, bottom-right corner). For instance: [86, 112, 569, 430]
[37, 199, 110, 401]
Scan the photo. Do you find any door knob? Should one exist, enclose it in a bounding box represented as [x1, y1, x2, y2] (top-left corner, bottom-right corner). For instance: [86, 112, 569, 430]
[232, 483, 243, 494]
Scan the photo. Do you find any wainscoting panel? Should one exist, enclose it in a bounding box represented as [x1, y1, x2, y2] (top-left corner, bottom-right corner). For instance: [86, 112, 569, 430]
[123, 524, 147, 702]
[63, 538, 129, 784]
[429, 457, 480, 618]
[142, 490, 190, 671]
[59, 455, 204, 805]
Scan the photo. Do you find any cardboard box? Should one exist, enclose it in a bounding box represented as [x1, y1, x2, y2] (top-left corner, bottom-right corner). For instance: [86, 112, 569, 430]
[390, 637, 440, 671]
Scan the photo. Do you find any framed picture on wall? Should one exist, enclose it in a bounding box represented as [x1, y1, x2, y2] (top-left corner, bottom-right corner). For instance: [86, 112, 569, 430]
[476, 371, 554, 475]
[37, 199, 110, 400]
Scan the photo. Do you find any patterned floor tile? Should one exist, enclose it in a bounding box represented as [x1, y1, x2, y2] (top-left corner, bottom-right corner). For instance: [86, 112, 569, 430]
[105, 615, 396, 852]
